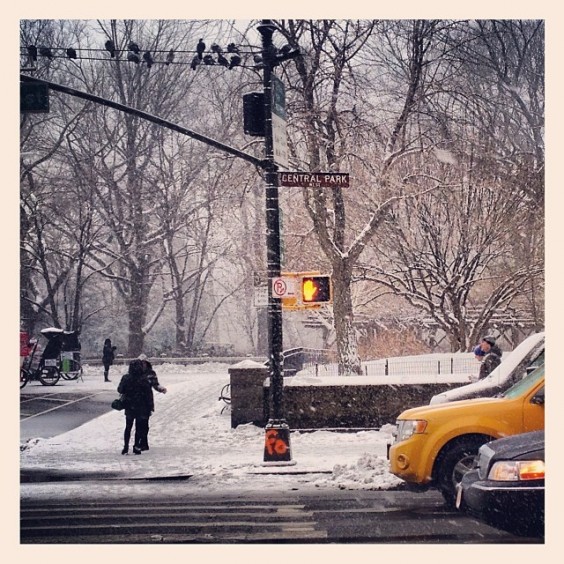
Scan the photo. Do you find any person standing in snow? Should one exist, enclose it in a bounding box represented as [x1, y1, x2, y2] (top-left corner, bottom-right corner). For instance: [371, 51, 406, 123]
[117, 359, 154, 455]
[477, 335, 503, 379]
[102, 338, 117, 382]
[137, 354, 167, 451]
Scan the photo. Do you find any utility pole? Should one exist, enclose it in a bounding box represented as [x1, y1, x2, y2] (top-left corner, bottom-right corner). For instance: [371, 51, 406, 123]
[258, 19, 295, 464]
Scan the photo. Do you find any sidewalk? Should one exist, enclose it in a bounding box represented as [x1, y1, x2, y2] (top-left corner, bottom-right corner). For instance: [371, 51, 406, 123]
[20, 363, 402, 497]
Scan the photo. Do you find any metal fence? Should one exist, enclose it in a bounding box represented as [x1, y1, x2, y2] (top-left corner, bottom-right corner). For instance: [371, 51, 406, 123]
[83, 348, 478, 378]
[297, 352, 477, 378]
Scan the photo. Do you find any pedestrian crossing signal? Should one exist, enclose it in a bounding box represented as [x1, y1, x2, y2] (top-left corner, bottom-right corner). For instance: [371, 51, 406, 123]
[301, 275, 332, 304]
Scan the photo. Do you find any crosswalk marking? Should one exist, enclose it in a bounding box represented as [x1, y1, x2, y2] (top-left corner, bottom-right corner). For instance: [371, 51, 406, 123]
[21, 501, 325, 542]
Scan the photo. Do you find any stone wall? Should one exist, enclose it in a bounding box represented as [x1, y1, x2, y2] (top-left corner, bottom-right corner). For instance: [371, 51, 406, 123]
[229, 361, 269, 428]
[273, 382, 461, 429]
[229, 361, 463, 429]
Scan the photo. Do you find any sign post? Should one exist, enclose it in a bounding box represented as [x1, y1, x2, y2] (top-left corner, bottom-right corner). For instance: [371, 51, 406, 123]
[258, 20, 295, 465]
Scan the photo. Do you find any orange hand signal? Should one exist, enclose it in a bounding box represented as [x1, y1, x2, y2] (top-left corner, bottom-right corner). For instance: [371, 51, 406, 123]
[302, 279, 318, 302]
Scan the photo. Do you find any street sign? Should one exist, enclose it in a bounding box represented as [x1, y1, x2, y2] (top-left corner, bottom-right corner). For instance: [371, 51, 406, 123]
[254, 285, 269, 307]
[272, 277, 297, 298]
[271, 76, 289, 169]
[278, 172, 350, 188]
[272, 113, 289, 169]
[271, 76, 286, 119]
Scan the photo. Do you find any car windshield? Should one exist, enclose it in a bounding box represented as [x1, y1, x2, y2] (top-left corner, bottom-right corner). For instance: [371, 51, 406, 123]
[502, 363, 545, 399]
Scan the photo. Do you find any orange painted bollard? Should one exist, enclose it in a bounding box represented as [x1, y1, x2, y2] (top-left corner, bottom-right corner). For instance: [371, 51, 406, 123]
[263, 422, 293, 463]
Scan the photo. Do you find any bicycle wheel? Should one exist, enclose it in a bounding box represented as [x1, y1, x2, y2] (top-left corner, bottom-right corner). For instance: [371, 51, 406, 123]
[20, 368, 28, 389]
[38, 366, 61, 386]
[60, 359, 81, 380]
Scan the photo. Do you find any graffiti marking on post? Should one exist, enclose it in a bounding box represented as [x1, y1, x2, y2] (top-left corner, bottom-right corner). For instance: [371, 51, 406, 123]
[264, 429, 289, 456]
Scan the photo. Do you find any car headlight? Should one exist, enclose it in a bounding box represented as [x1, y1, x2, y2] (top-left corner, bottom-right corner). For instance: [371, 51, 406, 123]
[395, 419, 427, 442]
[488, 460, 545, 481]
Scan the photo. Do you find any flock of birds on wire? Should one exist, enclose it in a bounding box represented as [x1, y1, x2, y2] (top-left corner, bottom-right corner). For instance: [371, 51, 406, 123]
[23, 38, 292, 71]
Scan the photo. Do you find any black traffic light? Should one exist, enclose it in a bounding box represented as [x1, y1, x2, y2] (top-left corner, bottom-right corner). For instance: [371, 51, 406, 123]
[20, 82, 49, 113]
[301, 275, 332, 304]
[243, 92, 265, 136]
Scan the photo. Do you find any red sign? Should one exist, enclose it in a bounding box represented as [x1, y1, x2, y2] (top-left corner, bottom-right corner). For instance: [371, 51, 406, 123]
[278, 172, 350, 188]
[20, 331, 31, 357]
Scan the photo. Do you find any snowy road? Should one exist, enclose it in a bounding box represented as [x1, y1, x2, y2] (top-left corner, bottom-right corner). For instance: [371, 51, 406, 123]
[18, 362, 542, 545]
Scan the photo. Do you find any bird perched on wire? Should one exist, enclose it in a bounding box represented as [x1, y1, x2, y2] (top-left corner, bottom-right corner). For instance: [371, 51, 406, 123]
[165, 49, 175, 65]
[227, 43, 240, 54]
[39, 46, 53, 59]
[196, 39, 206, 60]
[143, 51, 154, 68]
[190, 55, 200, 70]
[228, 54, 241, 69]
[217, 53, 229, 67]
[203, 54, 215, 65]
[27, 45, 38, 61]
[66, 47, 77, 59]
[279, 44, 292, 56]
[127, 51, 140, 64]
[211, 43, 222, 54]
[128, 42, 140, 54]
[105, 40, 116, 57]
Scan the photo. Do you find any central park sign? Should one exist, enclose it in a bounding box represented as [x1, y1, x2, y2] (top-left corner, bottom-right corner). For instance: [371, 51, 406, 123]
[278, 172, 350, 188]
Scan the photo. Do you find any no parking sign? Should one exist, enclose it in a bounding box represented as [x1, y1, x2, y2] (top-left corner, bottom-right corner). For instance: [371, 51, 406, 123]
[271, 277, 296, 299]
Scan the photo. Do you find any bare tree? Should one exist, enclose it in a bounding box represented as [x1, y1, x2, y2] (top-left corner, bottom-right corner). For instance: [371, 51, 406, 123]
[20, 19, 95, 333]
[278, 20, 451, 373]
[356, 20, 544, 351]
[358, 181, 543, 351]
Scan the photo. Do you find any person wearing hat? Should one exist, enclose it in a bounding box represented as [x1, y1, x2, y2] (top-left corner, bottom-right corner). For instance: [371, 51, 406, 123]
[137, 354, 167, 451]
[478, 335, 503, 379]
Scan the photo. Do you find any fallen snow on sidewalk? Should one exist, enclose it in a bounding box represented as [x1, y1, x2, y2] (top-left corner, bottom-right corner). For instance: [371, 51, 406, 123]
[20, 362, 403, 500]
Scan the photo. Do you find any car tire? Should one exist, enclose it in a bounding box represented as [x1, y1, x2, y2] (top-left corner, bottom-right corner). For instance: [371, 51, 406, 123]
[435, 436, 491, 507]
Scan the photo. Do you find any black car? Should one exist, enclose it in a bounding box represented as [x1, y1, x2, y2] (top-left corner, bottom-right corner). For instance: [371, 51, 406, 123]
[456, 430, 544, 538]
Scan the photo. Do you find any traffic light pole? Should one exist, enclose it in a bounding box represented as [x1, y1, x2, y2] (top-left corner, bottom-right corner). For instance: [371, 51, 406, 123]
[258, 20, 294, 464]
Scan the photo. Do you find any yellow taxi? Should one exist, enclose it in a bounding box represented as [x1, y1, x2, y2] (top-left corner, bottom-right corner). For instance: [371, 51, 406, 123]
[388, 364, 544, 506]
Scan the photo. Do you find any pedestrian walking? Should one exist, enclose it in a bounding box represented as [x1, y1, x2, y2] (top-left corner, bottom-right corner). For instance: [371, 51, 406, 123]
[117, 359, 154, 455]
[102, 338, 117, 382]
[477, 335, 503, 379]
[138, 354, 167, 451]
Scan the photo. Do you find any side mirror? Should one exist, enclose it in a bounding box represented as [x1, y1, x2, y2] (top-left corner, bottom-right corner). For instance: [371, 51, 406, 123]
[531, 388, 545, 406]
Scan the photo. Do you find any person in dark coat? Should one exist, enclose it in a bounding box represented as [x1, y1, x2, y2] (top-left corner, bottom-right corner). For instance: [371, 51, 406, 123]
[117, 359, 154, 455]
[137, 354, 167, 451]
[478, 335, 503, 379]
[102, 338, 117, 382]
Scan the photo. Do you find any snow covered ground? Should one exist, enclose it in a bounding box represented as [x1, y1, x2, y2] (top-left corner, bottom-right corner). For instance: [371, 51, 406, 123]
[20, 361, 413, 502]
[17, 355, 558, 556]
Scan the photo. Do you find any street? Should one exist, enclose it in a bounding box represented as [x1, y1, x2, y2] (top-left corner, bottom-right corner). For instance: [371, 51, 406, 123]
[20, 388, 116, 442]
[21, 488, 536, 544]
[19, 378, 542, 544]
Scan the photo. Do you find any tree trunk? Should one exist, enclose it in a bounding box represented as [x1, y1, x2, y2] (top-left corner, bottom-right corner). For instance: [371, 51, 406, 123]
[332, 261, 362, 375]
